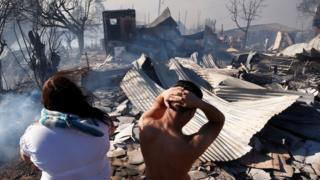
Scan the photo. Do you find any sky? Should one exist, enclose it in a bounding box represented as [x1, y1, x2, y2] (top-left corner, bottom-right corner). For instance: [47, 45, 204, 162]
[104, 0, 311, 31]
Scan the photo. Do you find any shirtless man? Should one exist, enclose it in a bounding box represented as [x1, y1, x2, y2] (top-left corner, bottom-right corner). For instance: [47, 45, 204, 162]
[139, 80, 225, 180]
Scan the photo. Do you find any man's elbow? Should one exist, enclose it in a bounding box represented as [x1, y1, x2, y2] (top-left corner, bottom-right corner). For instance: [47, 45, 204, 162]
[220, 114, 225, 124]
[219, 116, 225, 129]
[215, 114, 225, 129]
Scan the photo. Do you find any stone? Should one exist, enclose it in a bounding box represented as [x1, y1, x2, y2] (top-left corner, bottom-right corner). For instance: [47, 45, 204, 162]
[107, 148, 126, 158]
[111, 158, 128, 167]
[201, 177, 215, 180]
[217, 170, 236, 180]
[188, 170, 208, 180]
[240, 152, 281, 171]
[114, 169, 128, 177]
[192, 159, 202, 168]
[205, 166, 211, 172]
[115, 100, 129, 115]
[292, 140, 320, 175]
[113, 102, 119, 107]
[126, 143, 140, 151]
[129, 106, 141, 117]
[114, 123, 134, 144]
[301, 164, 316, 176]
[127, 149, 144, 165]
[137, 163, 146, 173]
[247, 169, 271, 180]
[117, 116, 135, 126]
[111, 176, 122, 180]
[99, 99, 112, 107]
[109, 111, 122, 117]
[109, 141, 116, 151]
[99, 106, 112, 113]
[116, 95, 127, 104]
[132, 123, 140, 142]
[126, 168, 140, 176]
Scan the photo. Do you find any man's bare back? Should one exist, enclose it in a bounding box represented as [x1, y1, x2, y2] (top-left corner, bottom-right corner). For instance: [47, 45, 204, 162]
[139, 81, 225, 180]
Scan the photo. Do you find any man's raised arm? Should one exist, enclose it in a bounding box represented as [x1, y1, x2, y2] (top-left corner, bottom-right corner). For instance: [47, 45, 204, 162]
[182, 91, 225, 153]
[139, 87, 184, 124]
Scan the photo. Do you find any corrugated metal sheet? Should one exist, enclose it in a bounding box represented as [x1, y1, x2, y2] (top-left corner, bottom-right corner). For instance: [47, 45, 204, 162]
[305, 34, 320, 51]
[145, 8, 177, 28]
[177, 58, 264, 89]
[272, 31, 282, 51]
[279, 43, 307, 57]
[176, 58, 312, 103]
[120, 55, 299, 162]
[201, 54, 219, 69]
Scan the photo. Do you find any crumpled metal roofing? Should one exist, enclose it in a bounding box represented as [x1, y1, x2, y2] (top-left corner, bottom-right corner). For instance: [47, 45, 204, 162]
[145, 8, 177, 28]
[120, 55, 299, 162]
[177, 58, 312, 103]
[305, 34, 320, 51]
[279, 43, 307, 57]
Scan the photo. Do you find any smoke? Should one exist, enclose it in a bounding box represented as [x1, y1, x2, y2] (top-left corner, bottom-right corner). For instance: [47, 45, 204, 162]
[105, 0, 303, 30]
[0, 90, 41, 164]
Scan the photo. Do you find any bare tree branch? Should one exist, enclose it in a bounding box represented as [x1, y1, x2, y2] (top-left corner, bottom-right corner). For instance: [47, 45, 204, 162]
[297, 0, 320, 15]
[226, 0, 265, 49]
[22, 0, 95, 54]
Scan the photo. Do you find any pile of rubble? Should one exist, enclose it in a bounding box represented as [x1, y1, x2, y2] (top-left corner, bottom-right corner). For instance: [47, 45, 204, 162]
[0, 52, 319, 179]
[106, 8, 232, 67]
[102, 54, 320, 179]
[232, 50, 320, 101]
[103, 93, 320, 180]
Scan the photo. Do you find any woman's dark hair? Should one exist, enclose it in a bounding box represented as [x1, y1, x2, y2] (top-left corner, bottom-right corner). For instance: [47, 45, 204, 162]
[42, 71, 112, 125]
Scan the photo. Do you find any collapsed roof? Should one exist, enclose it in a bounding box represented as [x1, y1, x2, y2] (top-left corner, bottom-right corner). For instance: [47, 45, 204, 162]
[120, 55, 300, 162]
[144, 8, 177, 29]
[107, 8, 231, 65]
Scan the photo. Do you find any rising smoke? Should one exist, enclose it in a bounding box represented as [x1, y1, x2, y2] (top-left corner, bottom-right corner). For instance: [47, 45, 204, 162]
[0, 91, 41, 164]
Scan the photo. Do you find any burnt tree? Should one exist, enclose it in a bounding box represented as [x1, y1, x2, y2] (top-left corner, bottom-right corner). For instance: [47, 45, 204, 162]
[28, 30, 61, 86]
[0, 0, 15, 90]
[226, 0, 265, 49]
[297, 0, 320, 15]
[23, 0, 94, 55]
[14, 19, 62, 88]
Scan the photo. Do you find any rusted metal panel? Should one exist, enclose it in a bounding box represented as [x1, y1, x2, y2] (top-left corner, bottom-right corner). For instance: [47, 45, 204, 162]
[121, 55, 299, 162]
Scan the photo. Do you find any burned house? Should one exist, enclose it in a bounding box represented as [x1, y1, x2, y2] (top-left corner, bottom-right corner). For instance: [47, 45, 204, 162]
[102, 9, 136, 53]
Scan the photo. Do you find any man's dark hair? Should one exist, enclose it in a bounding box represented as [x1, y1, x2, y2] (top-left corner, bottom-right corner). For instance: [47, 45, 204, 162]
[174, 80, 203, 99]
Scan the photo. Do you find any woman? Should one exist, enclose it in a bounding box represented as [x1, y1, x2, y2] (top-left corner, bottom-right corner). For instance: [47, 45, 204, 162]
[20, 72, 114, 180]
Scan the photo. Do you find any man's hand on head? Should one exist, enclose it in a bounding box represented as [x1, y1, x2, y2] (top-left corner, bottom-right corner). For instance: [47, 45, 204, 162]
[162, 87, 184, 108]
[181, 90, 202, 109]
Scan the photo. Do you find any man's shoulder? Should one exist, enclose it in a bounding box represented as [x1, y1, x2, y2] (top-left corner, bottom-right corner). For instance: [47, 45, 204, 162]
[138, 116, 157, 129]
[139, 117, 162, 139]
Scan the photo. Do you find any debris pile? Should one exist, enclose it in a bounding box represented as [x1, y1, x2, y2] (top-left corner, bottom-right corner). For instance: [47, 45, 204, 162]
[0, 51, 319, 179]
[93, 87, 144, 179]
[232, 50, 320, 101]
[105, 8, 232, 67]
[106, 54, 319, 179]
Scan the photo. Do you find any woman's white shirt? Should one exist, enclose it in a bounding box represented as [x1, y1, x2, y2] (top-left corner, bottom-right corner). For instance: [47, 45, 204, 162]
[20, 121, 110, 180]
